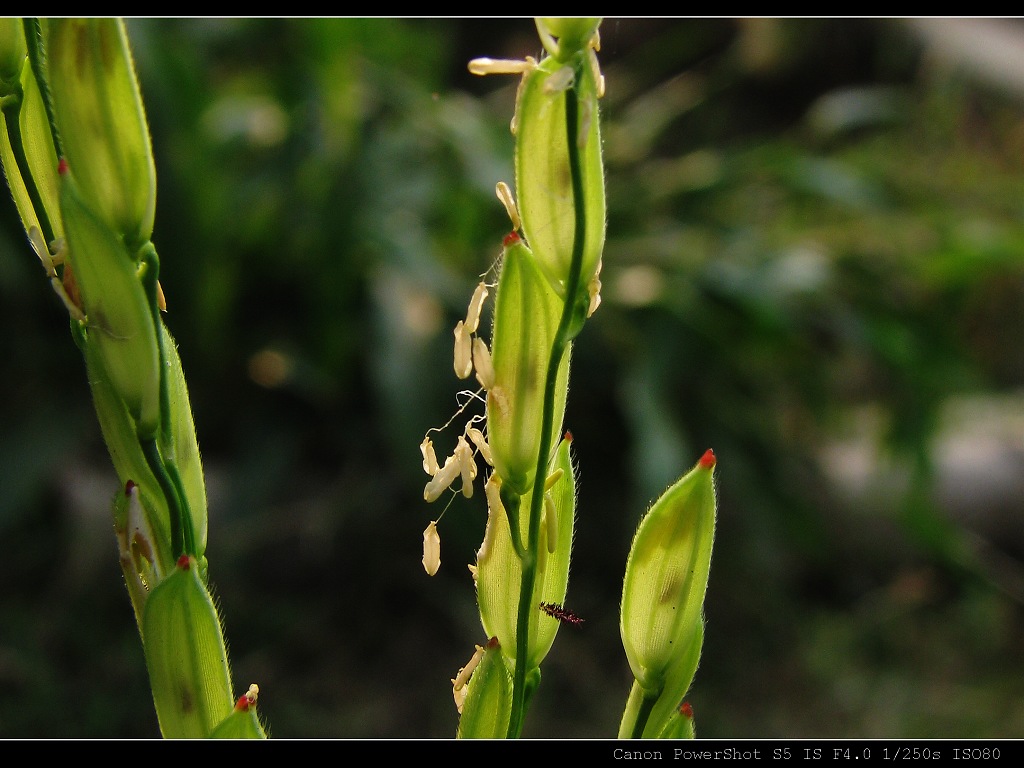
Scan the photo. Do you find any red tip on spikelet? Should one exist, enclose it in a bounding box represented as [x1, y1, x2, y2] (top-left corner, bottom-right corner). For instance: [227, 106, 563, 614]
[699, 449, 716, 469]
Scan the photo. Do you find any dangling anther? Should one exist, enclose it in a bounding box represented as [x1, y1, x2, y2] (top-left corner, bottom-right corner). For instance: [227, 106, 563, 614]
[495, 182, 521, 231]
[422, 520, 441, 576]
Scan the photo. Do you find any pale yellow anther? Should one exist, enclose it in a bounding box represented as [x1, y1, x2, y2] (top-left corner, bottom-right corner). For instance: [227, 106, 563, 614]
[456, 435, 477, 498]
[465, 281, 489, 334]
[588, 48, 606, 98]
[478, 474, 504, 562]
[245, 683, 259, 705]
[544, 467, 565, 492]
[587, 275, 602, 317]
[495, 182, 521, 231]
[587, 258, 603, 317]
[420, 436, 440, 476]
[544, 492, 558, 554]
[422, 520, 441, 575]
[484, 472, 504, 511]
[472, 336, 495, 391]
[424, 452, 460, 502]
[453, 644, 485, 691]
[453, 320, 473, 379]
[468, 563, 478, 582]
[452, 678, 468, 714]
[468, 57, 536, 76]
[466, 427, 494, 467]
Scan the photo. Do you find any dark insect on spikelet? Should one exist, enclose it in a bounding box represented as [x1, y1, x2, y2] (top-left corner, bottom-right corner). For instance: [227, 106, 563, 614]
[539, 601, 584, 625]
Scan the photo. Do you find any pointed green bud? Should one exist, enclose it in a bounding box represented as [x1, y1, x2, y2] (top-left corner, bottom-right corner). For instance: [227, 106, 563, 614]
[142, 555, 234, 738]
[60, 163, 161, 437]
[477, 435, 576, 670]
[486, 233, 570, 495]
[620, 450, 717, 694]
[456, 637, 513, 739]
[47, 19, 155, 247]
[514, 40, 604, 296]
[535, 18, 602, 62]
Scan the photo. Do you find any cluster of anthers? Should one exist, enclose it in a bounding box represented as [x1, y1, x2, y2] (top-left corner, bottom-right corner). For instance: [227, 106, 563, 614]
[420, 176, 541, 579]
[418, 208, 507, 577]
[419, 24, 606, 577]
[419, 149, 601, 580]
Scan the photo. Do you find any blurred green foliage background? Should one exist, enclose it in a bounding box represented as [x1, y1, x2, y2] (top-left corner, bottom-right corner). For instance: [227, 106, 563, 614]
[2, 17, 1024, 738]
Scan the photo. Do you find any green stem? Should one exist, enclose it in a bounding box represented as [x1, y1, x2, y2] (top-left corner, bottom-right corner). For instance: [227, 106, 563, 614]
[629, 690, 659, 739]
[506, 60, 589, 738]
